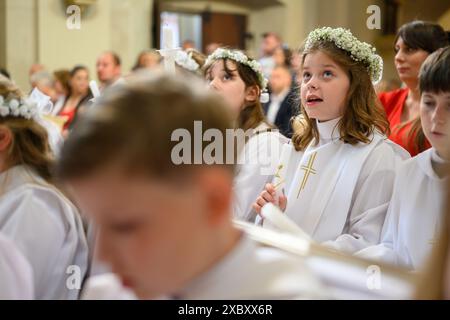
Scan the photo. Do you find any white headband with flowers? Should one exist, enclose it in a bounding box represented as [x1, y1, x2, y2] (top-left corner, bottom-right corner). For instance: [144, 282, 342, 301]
[175, 51, 200, 72]
[304, 27, 383, 84]
[0, 96, 38, 120]
[205, 48, 270, 103]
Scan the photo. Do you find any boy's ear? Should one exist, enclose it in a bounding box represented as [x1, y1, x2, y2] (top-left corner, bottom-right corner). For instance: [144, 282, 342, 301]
[244, 85, 260, 104]
[197, 167, 233, 226]
[0, 126, 12, 152]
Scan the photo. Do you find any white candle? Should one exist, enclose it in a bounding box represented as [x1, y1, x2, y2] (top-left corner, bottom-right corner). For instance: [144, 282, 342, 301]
[162, 26, 174, 50]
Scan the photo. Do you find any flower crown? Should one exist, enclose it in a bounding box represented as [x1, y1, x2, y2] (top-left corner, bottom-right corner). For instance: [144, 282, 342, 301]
[0, 95, 38, 120]
[175, 50, 200, 72]
[205, 48, 269, 91]
[304, 27, 383, 84]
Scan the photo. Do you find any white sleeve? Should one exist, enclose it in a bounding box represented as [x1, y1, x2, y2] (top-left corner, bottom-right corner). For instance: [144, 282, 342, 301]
[323, 143, 406, 254]
[355, 169, 412, 269]
[0, 234, 34, 299]
[0, 188, 68, 298]
[233, 132, 286, 222]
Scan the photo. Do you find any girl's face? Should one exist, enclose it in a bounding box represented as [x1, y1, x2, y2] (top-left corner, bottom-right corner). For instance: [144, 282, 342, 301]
[394, 37, 429, 85]
[206, 59, 253, 117]
[71, 69, 89, 95]
[300, 51, 350, 122]
[420, 91, 450, 159]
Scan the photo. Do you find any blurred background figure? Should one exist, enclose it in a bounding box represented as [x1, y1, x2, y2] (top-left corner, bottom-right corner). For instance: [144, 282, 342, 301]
[30, 71, 58, 102]
[259, 32, 282, 78]
[182, 39, 196, 50]
[205, 42, 222, 55]
[263, 65, 297, 138]
[132, 49, 162, 72]
[58, 65, 92, 132]
[96, 51, 123, 90]
[52, 69, 71, 115]
[28, 63, 45, 78]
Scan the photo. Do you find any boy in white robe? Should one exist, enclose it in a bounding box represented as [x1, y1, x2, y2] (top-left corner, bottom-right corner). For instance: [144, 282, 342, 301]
[253, 28, 409, 253]
[56, 73, 324, 300]
[356, 46, 450, 270]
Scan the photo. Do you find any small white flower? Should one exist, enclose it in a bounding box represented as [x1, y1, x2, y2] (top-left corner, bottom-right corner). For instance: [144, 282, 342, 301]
[206, 48, 268, 90]
[304, 27, 383, 83]
[9, 99, 19, 110]
[0, 106, 10, 117]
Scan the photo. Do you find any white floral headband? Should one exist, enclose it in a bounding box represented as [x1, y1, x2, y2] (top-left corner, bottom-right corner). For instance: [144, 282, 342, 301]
[175, 51, 200, 72]
[205, 48, 270, 103]
[304, 27, 383, 84]
[0, 95, 38, 120]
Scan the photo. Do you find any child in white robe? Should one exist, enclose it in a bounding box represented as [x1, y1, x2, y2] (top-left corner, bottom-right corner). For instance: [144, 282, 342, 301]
[204, 49, 288, 223]
[356, 46, 450, 270]
[0, 233, 34, 299]
[0, 75, 89, 299]
[253, 27, 409, 254]
[56, 73, 324, 300]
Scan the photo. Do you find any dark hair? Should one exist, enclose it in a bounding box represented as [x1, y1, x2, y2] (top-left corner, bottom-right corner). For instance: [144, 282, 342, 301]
[0, 68, 10, 79]
[53, 69, 71, 95]
[56, 73, 235, 181]
[395, 21, 449, 54]
[419, 46, 450, 94]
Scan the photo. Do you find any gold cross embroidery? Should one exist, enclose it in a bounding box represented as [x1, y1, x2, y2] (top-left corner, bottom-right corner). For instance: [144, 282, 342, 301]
[273, 164, 285, 190]
[297, 152, 318, 198]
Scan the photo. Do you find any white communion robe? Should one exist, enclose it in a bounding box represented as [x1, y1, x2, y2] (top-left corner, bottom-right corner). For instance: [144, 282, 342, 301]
[355, 148, 448, 270]
[0, 165, 89, 299]
[263, 118, 410, 253]
[0, 233, 34, 299]
[81, 235, 324, 300]
[233, 122, 289, 222]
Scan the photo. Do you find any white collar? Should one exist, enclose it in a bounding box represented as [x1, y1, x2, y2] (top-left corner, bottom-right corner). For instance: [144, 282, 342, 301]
[417, 148, 449, 181]
[175, 234, 254, 299]
[316, 117, 341, 142]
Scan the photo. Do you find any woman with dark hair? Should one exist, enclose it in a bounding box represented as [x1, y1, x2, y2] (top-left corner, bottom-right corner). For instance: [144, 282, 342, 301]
[58, 65, 92, 132]
[380, 21, 449, 156]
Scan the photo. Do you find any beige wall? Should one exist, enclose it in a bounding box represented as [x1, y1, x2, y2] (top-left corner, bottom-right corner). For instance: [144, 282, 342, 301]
[3, 0, 153, 92]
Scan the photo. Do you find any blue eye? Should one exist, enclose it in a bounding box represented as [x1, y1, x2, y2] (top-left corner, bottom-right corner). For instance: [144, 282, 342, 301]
[323, 71, 333, 78]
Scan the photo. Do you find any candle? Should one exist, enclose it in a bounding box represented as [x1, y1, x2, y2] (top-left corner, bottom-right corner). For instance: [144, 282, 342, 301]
[162, 26, 174, 50]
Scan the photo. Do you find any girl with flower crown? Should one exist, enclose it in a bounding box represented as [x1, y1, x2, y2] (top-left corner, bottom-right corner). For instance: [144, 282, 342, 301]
[356, 46, 450, 271]
[204, 48, 289, 222]
[0, 75, 88, 299]
[253, 27, 410, 254]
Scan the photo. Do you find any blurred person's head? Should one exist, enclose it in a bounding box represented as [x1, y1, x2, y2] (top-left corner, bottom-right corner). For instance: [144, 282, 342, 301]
[273, 47, 292, 68]
[261, 32, 282, 57]
[269, 65, 292, 95]
[69, 65, 90, 97]
[394, 21, 448, 88]
[205, 43, 221, 55]
[182, 40, 195, 51]
[30, 71, 57, 102]
[96, 51, 122, 86]
[56, 73, 239, 300]
[53, 69, 71, 97]
[132, 50, 161, 71]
